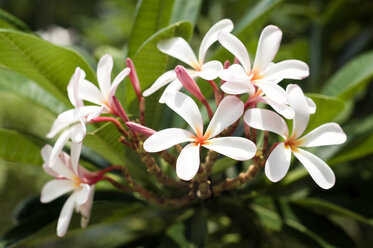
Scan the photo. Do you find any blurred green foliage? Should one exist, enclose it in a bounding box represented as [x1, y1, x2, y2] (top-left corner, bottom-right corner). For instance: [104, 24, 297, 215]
[0, 0, 373, 247]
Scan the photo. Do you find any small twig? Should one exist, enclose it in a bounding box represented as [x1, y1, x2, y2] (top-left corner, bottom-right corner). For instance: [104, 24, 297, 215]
[212, 164, 259, 195]
[139, 149, 189, 189]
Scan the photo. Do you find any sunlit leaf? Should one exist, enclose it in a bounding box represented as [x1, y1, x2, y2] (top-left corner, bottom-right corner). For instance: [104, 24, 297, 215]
[0, 29, 96, 105]
[128, 0, 174, 58]
[305, 93, 345, 133]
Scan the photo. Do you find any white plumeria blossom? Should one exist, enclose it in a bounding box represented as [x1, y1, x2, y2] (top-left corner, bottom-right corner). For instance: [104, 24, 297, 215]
[40, 145, 96, 237]
[144, 91, 256, 181]
[46, 68, 101, 168]
[218, 25, 309, 109]
[143, 19, 234, 103]
[75, 54, 130, 115]
[244, 84, 346, 189]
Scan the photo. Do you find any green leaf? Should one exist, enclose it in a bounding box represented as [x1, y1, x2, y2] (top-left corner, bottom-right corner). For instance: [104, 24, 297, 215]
[305, 93, 345, 133]
[0, 128, 42, 165]
[328, 115, 373, 165]
[128, 0, 174, 58]
[122, 21, 192, 128]
[171, 0, 202, 25]
[0, 8, 30, 32]
[322, 51, 373, 100]
[0, 68, 67, 115]
[212, 157, 238, 174]
[291, 198, 373, 226]
[0, 91, 56, 138]
[0, 29, 96, 105]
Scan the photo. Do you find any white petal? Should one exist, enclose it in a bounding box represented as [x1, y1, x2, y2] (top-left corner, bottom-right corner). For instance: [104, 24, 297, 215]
[67, 67, 85, 108]
[143, 128, 194, 152]
[203, 137, 256, 160]
[244, 108, 288, 137]
[78, 79, 104, 105]
[262, 60, 309, 81]
[219, 64, 251, 82]
[70, 121, 86, 143]
[218, 31, 251, 73]
[158, 79, 183, 103]
[79, 185, 95, 228]
[49, 128, 73, 169]
[196, 60, 223, 80]
[263, 96, 295, 119]
[143, 70, 177, 97]
[286, 84, 310, 138]
[221, 81, 254, 95]
[198, 19, 234, 63]
[205, 95, 243, 138]
[41, 144, 52, 162]
[70, 141, 82, 175]
[293, 148, 335, 189]
[256, 80, 287, 104]
[46, 118, 72, 139]
[57, 106, 101, 123]
[265, 142, 292, 182]
[306, 96, 316, 114]
[164, 91, 204, 134]
[176, 143, 200, 181]
[57, 193, 76, 237]
[97, 54, 113, 98]
[298, 123, 347, 147]
[108, 67, 131, 105]
[75, 184, 90, 205]
[253, 25, 282, 73]
[157, 37, 198, 67]
[40, 179, 75, 203]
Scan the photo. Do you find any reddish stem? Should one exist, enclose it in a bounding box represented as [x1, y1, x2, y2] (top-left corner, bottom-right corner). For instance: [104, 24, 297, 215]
[91, 116, 128, 136]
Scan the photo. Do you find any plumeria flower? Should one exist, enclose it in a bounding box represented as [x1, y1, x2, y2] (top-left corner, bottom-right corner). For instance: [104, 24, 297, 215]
[40, 145, 98, 237]
[218, 25, 309, 106]
[143, 19, 234, 103]
[144, 91, 256, 181]
[244, 84, 346, 189]
[46, 67, 102, 168]
[75, 54, 130, 115]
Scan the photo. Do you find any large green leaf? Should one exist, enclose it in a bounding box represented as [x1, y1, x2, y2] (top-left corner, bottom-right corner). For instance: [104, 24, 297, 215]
[0, 128, 42, 165]
[127, 0, 174, 58]
[0, 8, 30, 32]
[0, 91, 56, 138]
[322, 51, 373, 100]
[121, 21, 192, 128]
[171, 0, 202, 25]
[0, 68, 67, 115]
[0, 29, 96, 105]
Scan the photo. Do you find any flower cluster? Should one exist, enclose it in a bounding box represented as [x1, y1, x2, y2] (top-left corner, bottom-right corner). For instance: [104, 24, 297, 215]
[41, 19, 346, 237]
